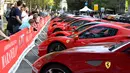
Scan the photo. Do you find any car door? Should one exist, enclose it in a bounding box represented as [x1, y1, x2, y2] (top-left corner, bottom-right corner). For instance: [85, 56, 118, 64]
[74, 26, 118, 47]
[113, 47, 130, 73]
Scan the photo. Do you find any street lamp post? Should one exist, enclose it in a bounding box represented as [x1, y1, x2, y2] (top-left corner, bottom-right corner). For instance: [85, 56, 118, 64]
[100, 0, 101, 12]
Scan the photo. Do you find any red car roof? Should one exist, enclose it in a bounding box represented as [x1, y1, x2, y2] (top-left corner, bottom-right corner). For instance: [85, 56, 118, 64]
[80, 17, 101, 21]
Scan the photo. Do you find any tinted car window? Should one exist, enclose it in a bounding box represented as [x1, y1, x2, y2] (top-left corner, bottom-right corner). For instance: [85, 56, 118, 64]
[57, 19, 64, 22]
[76, 24, 96, 32]
[63, 18, 75, 22]
[83, 21, 91, 24]
[79, 26, 118, 39]
[70, 21, 84, 26]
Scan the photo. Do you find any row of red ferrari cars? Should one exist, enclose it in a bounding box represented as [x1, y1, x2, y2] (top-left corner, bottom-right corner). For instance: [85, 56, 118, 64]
[32, 14, 130, 73]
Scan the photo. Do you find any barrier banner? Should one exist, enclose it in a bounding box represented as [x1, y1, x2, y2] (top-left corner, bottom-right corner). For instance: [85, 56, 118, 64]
[0, 16, 50, 73]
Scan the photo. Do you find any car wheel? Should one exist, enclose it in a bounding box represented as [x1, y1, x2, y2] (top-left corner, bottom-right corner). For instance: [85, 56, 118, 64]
[41, 64, 71, 73]
[53, 29, 62, 33]
[48, 43, 66, 53]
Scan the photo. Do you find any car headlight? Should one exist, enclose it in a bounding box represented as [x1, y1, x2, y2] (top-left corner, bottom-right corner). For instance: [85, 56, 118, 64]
[87, 60, 103, 66]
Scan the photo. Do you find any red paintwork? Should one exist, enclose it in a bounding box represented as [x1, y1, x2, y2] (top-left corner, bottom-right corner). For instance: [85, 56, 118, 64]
[51, 17, 61, 23]
[48, 31, 72, 38]
[32, 42, 130, 73]
[38, 23, 130, 56]
[47, 17, 103, 36]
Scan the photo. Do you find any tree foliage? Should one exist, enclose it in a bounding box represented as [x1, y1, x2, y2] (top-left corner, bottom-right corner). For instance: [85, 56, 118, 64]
[53, 0, 61, 10]
[23, 0, 55, 10]
[92, 0, 125, 13]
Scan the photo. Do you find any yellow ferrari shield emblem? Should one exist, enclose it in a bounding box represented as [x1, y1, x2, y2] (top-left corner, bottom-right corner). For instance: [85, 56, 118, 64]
[66, 40, 70, 43]
[105, 61, 111, 69]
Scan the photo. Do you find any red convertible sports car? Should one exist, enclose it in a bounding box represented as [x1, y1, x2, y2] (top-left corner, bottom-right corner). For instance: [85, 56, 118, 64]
[38, 23, 130, 56]
[33, 42, 130, 73]
[47, 17, 102, 36]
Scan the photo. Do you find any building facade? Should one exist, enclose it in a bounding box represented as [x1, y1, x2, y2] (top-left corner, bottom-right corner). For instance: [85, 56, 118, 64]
[60, 0, 68, 11]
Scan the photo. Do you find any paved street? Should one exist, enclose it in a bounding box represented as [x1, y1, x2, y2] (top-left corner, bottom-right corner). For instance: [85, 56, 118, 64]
[16, 21, 49, 73]
[16, 46, 39, 73]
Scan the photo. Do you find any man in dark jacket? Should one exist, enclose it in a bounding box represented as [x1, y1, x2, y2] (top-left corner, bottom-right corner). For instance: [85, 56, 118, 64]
[7, 1, 23, 35]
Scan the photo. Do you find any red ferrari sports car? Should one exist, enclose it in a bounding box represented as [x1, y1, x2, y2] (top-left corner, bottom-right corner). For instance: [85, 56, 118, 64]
[33, 42, 130, 73]
[50, 14, 75, 25]
[49, 22, 130, 37]
[38, 23, 130, 56]
[48, 16, 80, 32]
[48, 22, 103, 37]
[47, 17, 102, 36]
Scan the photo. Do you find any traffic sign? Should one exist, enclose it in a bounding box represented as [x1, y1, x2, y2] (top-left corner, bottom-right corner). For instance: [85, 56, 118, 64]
[94, 4, 98, 11]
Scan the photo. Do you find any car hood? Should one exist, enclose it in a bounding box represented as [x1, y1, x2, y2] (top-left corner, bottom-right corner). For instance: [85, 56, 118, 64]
[63, 45, 112, 53]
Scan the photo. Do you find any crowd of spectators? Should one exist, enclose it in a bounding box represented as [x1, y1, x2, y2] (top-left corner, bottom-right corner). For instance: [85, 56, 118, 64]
[0, 1, 49, 41]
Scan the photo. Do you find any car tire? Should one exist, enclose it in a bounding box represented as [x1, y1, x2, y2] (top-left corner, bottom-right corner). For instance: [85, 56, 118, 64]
[48, 43, 66, 53]
[53, 29, 62, 33]
[41, 64, 71, 73]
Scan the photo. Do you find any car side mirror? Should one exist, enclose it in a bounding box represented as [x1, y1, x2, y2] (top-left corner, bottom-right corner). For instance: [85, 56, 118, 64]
[66, 25, 69, 28]
[74, 35, 79, 41]
[33, 28, 37, 31]
[73, 28, 79, 33]
[72, 27, 76, 31]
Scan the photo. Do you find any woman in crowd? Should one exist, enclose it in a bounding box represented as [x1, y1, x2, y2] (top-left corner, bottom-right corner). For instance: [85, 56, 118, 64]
[21, 4, 28, 23]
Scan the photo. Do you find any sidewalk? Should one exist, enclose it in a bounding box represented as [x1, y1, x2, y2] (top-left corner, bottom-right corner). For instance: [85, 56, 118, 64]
[16, 20, 49, 73]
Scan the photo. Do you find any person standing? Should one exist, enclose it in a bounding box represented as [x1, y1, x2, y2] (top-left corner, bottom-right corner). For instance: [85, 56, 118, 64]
[13, 1, 23, 33]
[7, 1, 23, 35]
[99, 11, 102, 19]
[21, 4, 28, 23]
[6, 4, 16, 35]
[5, 4, 11, 21]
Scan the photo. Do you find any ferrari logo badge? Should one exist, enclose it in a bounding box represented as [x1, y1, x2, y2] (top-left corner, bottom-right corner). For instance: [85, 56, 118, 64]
[105, 61, 111, 69]
[66, 40, 70, 43]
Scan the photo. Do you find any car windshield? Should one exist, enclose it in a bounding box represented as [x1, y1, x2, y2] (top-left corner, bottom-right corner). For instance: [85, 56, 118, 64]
[63, 18, 76, 22]
[72, 22, 103, 32]
[68, 22, 103, 38]
[75, 23, 101, 32]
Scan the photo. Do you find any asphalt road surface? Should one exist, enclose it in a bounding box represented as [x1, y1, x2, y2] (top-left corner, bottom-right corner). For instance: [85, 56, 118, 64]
[16, 21, 49, 73]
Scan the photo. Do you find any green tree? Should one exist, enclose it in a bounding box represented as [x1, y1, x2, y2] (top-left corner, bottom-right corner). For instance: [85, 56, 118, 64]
[23, 0, 54, 10]
[92, 0, 125, 13]
[53, 0, 61, 10]
[92, 0, 109, 9]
